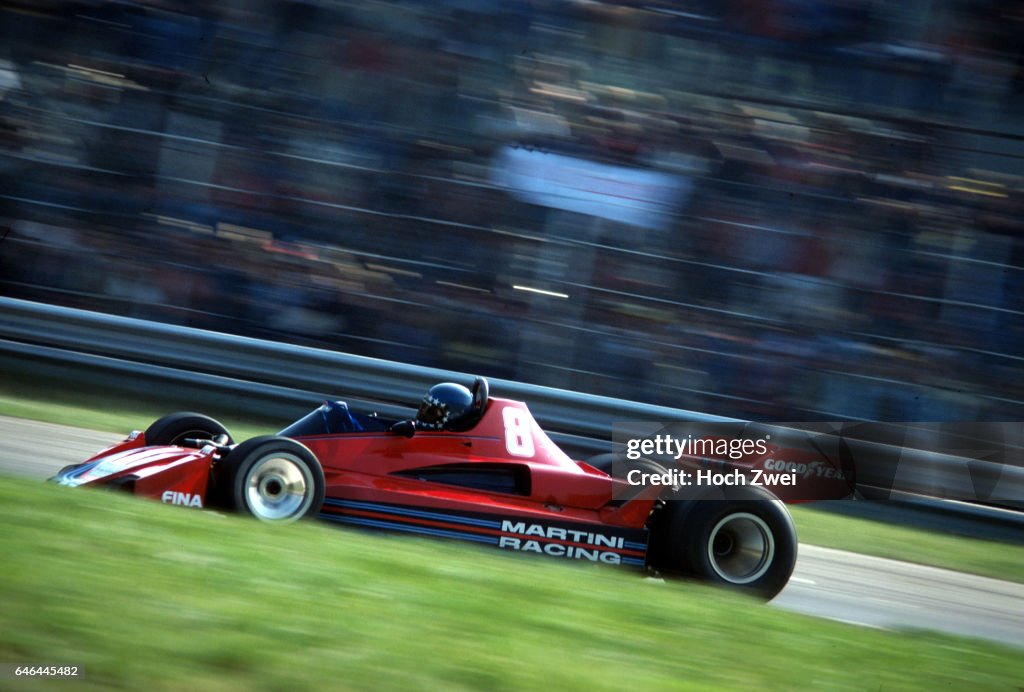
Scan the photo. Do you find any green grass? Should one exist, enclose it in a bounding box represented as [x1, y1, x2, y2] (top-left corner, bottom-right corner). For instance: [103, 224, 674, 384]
[0, 388, 271, 444]
[791, 505, 1024, 584]
[0, 477, 1021, 691]
[0, 367, 287, 445]
[2, 366, 1023, 585]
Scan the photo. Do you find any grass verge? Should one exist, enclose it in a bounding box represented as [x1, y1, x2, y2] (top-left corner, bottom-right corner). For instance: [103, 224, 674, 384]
[0, 368, 291, 446]
[790, 505, 1024, 584]
[1, 476, 1021, 691]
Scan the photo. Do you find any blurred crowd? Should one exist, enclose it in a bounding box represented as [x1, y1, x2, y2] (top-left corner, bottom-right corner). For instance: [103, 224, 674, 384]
[1, 0, 1023, 422]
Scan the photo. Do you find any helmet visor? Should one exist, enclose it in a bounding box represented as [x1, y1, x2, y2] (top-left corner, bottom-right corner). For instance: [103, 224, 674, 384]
[417, 401, 447, 428]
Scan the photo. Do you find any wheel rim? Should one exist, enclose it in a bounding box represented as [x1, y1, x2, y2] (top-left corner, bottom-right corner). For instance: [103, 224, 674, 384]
[244, 452, 313, 521]
[707, 512, 775, 584]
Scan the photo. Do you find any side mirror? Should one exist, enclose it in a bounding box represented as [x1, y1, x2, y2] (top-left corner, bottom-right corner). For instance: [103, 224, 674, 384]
[389, 419, 416, 438]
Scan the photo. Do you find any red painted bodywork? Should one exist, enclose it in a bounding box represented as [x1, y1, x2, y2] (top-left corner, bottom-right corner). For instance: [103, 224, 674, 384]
[60, 397, 662, 529]
[59, 393, 852, 573]
[300, 398, 660, 529]
[65, 432, 214, 506]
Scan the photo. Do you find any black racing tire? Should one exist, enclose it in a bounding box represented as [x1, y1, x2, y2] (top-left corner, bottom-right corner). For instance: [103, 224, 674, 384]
[657, 484, 797, 600]
[144, 412, 233, 447]
[586, 454, 670, 502]
[583, 453, 616, 474]
[215, 436, 325, 522]
[585, 453, 666, 477]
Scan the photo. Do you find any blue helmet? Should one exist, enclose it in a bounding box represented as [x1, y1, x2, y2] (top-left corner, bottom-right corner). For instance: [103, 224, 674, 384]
[416, 382, 474, 431]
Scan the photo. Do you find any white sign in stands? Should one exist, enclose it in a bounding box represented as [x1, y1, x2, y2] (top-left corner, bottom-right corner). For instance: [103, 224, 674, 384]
[490, 146, 689, 230]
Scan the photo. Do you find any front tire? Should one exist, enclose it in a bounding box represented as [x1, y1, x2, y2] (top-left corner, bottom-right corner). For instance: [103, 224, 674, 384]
[144, 412, 233, 447]
[215, 436, 325, 522]
[656, 484, 797, 600]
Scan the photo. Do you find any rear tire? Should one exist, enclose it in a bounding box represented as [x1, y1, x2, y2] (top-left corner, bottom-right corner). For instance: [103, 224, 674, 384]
[656, 484, 797, 600]
[144, 412, 233, 447]
[585, 453, 666, 478]
[215, 436, 325, 522]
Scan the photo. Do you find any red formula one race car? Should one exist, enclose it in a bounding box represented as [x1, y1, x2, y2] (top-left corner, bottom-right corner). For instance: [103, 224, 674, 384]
[51, 378, 799, 598]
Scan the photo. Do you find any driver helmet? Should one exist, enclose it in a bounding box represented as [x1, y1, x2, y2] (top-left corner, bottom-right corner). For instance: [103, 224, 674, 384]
[417, 382, 474, 431]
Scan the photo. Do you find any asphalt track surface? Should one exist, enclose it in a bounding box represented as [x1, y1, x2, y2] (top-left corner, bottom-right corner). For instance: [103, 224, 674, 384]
[2, 415, 1022, 650]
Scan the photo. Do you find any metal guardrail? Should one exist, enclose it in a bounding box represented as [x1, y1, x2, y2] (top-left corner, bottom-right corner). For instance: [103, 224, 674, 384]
[0, 297, 739, 434]
[2, 296, 1023, 514]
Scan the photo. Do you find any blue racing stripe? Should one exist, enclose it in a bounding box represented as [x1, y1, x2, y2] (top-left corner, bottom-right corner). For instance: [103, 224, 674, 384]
[322, 498, 503, 529]
[320, 512, 500, 545]
[321, 512, 649, 566]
